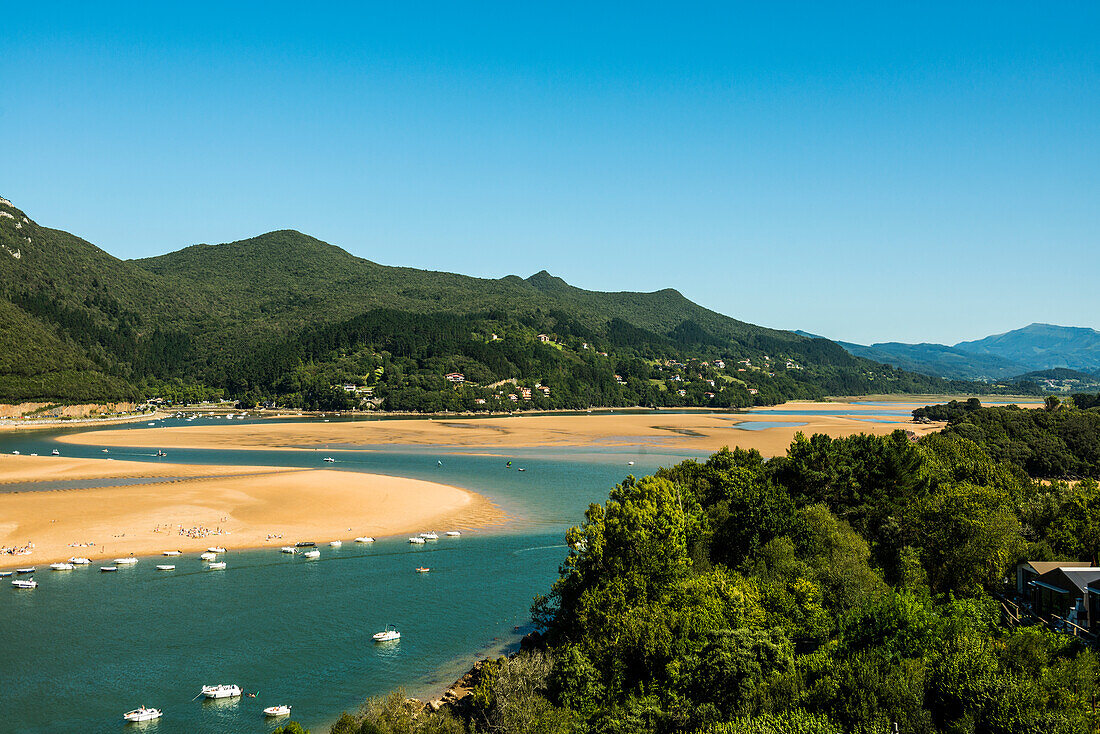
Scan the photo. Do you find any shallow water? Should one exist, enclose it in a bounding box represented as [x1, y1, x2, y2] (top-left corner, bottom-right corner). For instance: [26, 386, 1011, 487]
[0, 420, 688, 733]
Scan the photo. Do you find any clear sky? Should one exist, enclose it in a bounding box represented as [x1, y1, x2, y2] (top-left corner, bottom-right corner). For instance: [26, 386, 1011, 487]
[4, 2, 1097, 345]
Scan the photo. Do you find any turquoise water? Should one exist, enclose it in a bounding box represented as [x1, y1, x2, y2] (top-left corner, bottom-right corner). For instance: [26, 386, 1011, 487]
[0, 421, 689, 733]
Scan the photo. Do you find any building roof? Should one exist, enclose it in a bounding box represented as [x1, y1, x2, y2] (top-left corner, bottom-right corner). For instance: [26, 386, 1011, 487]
[1034, 567, 1100, 596]
[1024, 561, 1093, 576]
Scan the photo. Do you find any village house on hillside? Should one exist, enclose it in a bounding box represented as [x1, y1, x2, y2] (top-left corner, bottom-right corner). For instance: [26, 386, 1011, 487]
[445, 372, 465, 383]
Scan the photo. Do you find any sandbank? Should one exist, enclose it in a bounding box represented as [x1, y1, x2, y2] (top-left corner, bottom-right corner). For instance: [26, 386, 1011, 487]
[0, 457, 503, 566]
[57, 405, 944, 457]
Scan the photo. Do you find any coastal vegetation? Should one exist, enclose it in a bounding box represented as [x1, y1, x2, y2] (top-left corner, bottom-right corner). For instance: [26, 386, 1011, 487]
[0, 199, 1039, 408]
[319, 419, 1100, 734]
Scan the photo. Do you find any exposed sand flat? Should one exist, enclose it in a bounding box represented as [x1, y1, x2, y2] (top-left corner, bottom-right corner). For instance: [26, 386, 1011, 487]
[0, 454, 298, 484]
[0, 462, 503, 566]
[57, 405, 944, 456]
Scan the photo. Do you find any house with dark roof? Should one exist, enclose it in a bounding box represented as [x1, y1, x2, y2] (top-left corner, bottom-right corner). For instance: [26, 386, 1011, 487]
[1017, 560, 1094, 595]
[1029, 566, 1100, 628]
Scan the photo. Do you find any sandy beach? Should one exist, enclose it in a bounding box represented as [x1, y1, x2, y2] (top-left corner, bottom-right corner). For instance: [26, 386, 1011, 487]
[56, 402, 944, 456]
[0, 455, 503, 566]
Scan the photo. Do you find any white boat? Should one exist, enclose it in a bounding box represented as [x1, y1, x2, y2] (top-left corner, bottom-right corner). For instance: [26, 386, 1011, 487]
[373, 624, 401, 642]
[329, 540, 342, 547]
[416, 566, 430, 573]
[50, 562, 75, 571]
[354, 536, 375, 543]
[11, 450, 18, 455]
[627, 461, 635, 466]
[147, 422, 156, 426]
[155, 564, 175, 571]
[264, 704, 292, 717]
[201, 684, 242, 699]
[101, 449, 109, 453]
[280, 546, 297, 554]
[302, 549, 320, 559]
[207, 547, 226, 553]
[114, 557, 139, 565]
[15, 567, 35, 574]
[12, 578, 37, 589]
[51, 449, 60, 456]
[323, 457, 335, 462]
[208, 561, 227, 570]
[445, 531, 461, 537]
[200, 552, 218, 561]
[419, 532, 439, 540]
[0, 571, 11, 577]
[68, 557, 91, 565]
[408, 537, 426, 544]
[123, 706, 162, 722]
[162, 550, 181, 556]
[100, 566, 117, 572]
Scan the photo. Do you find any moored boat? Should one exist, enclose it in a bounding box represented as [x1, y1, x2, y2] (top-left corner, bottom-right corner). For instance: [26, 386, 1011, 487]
[416, 567, 430, 573]
[50, 562, 75, 571]
[123, 706, 162, 722]
[0, 571, 11, 577]
[264, 704, 292, 717]
[155, 564, 175, 571]
[323, 457, 335, 462]
[114, 557, 138, 565]
[302, 549, 320, 559]
[329, 540, 342, 547]
[280, 546, 297, 554]
[12, 578, 37, 589]
[373, 624, 401, 642]
[445, 531, 461, 536]
[208, 561, 227, 570]
[51, 449, 60, 456]
[100, 566, 117, 572]
[355, 536, 375, 543]
[162, 550, 181, 556]
[201, 684, 242, 699]
[68, 557, 91, 565]
[408, 537, 426, 544]
[200, 552, 218, 561]
[419, 532, 439, 541]
[16, 567, 35, 574]
[207, 546, 226, 553]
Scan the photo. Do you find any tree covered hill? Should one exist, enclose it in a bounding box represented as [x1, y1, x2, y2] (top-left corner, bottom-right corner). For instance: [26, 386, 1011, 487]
[0, 196, 1033, 406]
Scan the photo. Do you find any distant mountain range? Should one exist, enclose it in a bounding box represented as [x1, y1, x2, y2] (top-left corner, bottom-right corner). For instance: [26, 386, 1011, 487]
[797, 324, 1100, 382]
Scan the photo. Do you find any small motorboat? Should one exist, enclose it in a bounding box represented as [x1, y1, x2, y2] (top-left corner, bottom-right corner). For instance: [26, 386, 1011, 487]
[419, 532, 439, 541]
[101, 449, 109, 453]
[11, 450, 18, 455]
[517, 468, 526, 472]
[12, 578, 37, 589]
[295, 541, 315, 547]
[123, 706, 162, 722]
[50, 562, 75, 571]
[147, 422, 156, 426]
[162, 550, 181, 556]
[329, 540, 342, 547]
[264, 704, 292, 717]
[51, 449, 60, 456]
[416, 567, 430, 573]
[200, 552, 218, 561]
[155, 450, 167, 457]
[68, 557, 91, 565]
[15, 567, 35, 574]
[408, 537, 426, 545]
[100, 566, 117, 573]
[323, 457, 335, 462]
[155, 564, 175, 571]
[302, 549, 320, 559]
[115, 557, 138, 565]
[207, 547, 226, 554]
[627, 461, 635, 466]
[280, 546, 297, 554]
[373, 624, 401, 642]
[201, 684, 242, 699]
[354, 536, 375, 543]
[208, 562, 227, 570]
[445, 531, 461, 537]
[0, 571, 11, 577]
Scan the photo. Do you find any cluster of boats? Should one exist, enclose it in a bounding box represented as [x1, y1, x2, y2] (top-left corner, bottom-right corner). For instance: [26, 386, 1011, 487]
[408, 530, 461, 544]
[123, 683, 290, 723]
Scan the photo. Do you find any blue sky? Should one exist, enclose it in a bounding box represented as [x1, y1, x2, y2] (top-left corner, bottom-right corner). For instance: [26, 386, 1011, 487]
[4, 2, 1097, 344]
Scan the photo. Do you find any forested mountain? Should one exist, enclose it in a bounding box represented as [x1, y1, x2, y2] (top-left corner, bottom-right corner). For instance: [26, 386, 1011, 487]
[0, 197, 1032, 408]
[823, 324, 1100, 381]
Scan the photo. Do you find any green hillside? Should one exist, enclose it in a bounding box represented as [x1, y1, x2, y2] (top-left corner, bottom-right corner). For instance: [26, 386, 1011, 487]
[0, 197, 1032, 407]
